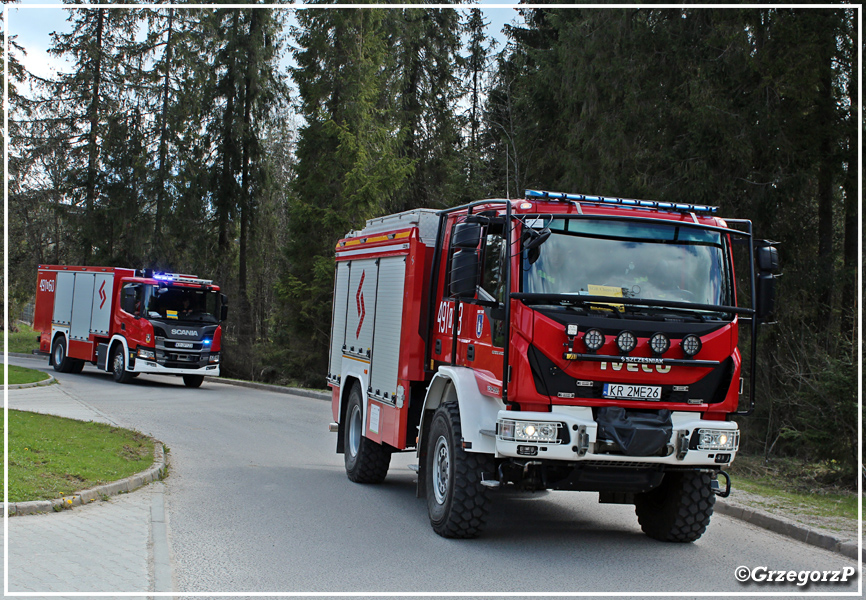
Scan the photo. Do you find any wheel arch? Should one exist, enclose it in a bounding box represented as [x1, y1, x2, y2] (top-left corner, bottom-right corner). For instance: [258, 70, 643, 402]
[49, 330, 69, 366]
[107, 335, 129, 373]
[417, 367, 502, 460]
[336, 375, 365, 454]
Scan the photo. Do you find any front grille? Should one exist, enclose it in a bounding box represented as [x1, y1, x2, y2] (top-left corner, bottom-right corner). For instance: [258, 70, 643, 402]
[155, 336, 206, 368]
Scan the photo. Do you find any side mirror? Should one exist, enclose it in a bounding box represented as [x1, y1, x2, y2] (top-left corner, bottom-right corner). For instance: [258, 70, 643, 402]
[220, 294, 228, 321]
[755, 242, 780, 321]
[450, 249, 479, 298]
[756, 272, 777, 320]
[523, 227, 551, 251]
[757, 245, 779, 273]
[452, 222, 482, 250]
[522, 227, 551, 265]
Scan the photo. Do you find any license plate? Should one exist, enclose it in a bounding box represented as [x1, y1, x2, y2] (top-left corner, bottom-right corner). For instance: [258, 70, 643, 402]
[175, 342, 194, 349]
[603, 383, 661, 400]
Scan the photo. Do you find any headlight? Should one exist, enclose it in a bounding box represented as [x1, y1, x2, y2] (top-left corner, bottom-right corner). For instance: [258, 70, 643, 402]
[209, 353, 220, 364]
[137, 348, 156, 360]
[583, 328, 605, 352]
[649, 332, 670, 355]
[696, 429, 739, 451]
[498, 420, 562, 444]
[616, 330, 637, 354]
[682, 334, 702, 357]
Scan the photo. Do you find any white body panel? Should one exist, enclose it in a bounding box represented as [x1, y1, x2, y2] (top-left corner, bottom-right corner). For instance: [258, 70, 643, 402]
[70, 273, 95, 341]
[53, 272, 75, 325]
[89, 273, 114, 335]
[345, 258, 377, 358]
[368, 256, 406, 403]
[328, 261, 352, 383]
[420, 366, 505, 455]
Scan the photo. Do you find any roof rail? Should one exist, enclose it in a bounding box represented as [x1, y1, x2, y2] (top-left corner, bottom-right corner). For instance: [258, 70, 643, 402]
[525, 189, 718, 215]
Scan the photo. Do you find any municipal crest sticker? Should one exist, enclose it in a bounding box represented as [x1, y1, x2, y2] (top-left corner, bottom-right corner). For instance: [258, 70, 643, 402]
[476, 312, 484, 338]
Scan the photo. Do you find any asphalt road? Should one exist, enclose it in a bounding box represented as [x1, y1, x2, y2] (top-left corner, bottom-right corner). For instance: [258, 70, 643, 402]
[8, 355, 861, 596]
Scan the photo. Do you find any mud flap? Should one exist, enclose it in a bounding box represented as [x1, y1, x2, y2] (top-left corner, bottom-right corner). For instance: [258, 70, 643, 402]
[596, 407, 672, 456]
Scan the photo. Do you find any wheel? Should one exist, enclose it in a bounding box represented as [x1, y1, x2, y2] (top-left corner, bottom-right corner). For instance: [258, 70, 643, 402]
[183, 375, 204, 388]
[343, 383, 391, 483]
[52, 337, 73, 372]
[425, 401, 494, 538]
[111, 345, 133, 384]
[634, 470, 715, 543]
[69, 359, 85, 374]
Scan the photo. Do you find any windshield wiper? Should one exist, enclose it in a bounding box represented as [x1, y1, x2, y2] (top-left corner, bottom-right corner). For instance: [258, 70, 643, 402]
[513, 292, 748, 318]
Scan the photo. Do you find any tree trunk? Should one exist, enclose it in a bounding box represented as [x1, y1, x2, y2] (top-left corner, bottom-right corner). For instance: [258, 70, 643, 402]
[84, 8, 105, 265]
[154, 8, 174, 263]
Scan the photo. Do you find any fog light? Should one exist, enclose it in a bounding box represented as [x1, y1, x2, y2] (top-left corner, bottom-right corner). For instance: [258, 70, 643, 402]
[616, 330, 637, 354]
[649, 332, 670, 355]
[682, 334, 702, 357]
[498, 420, 562, 444]
[696, 429, 739, 451]
[583, 328, 605, 352]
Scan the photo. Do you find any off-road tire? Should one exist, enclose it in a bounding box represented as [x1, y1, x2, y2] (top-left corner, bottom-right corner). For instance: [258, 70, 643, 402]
[111, 345, 134, 384]
[426, 401, 494, 539]
[634, 470, 715, 543]
[183, 375, 204, 388]
[344, 383, 391, 483]
[52, 337, 73, 373]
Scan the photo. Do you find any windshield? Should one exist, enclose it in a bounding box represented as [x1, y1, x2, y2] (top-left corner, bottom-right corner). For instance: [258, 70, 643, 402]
[522, 218, 731, 315]
[144, 285, 220, 324]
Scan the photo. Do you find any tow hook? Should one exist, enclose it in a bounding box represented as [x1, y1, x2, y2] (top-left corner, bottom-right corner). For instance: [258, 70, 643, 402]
[711, 470, 731, 498]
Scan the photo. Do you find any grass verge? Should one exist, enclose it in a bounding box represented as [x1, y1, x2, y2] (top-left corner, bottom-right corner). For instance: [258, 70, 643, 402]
[6, 322, 39, 354]
[728, 455, 858, 532]
[4, 410, 155, 502]
[2, 365, 50, 386]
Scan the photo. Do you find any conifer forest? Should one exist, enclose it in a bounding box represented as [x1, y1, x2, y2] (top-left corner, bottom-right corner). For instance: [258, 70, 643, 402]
[4, 6, 860, 478]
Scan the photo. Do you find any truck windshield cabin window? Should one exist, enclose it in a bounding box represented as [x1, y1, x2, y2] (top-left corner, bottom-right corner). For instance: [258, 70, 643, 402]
[522, 218, 732, 315]
[144, 286, 220, 323]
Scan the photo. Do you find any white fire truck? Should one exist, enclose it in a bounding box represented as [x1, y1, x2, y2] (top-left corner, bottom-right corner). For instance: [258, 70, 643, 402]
[34, 266, 227, 387]
[327, 190, 779, 541]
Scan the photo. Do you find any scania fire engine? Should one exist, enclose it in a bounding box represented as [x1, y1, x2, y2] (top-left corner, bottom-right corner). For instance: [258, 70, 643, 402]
[34, 266, 227, 388]
[327, 190, 779, 541]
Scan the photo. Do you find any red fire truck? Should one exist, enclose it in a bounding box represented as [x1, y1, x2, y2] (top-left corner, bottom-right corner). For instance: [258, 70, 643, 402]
[34, 266, 227, 388]
[327, 190, 779, 542]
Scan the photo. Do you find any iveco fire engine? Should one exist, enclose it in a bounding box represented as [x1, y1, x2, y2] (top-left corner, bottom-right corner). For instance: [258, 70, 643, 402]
[327, 190, 779, 541]
[34, 266, 227, 388]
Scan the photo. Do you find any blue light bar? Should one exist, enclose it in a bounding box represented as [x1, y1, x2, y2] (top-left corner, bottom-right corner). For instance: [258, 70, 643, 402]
[525, 190, 718, 215]
[151, 272, 214, 285]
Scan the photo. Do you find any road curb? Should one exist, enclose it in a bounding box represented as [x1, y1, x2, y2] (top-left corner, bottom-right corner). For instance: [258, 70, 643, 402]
[7, 439, 168, 517]
[206, 376, 330, 401]
[715, 498, 859, 561]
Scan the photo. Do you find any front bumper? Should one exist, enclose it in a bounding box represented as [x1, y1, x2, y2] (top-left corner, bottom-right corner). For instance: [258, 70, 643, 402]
[131, 359, 220, 377]
[494, 407, 737, 467]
